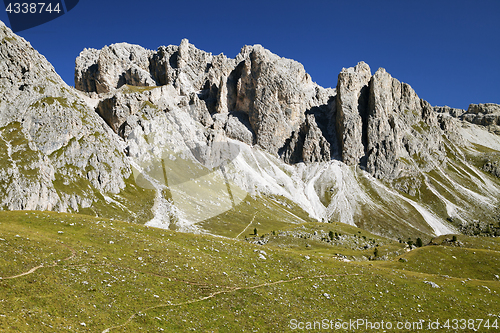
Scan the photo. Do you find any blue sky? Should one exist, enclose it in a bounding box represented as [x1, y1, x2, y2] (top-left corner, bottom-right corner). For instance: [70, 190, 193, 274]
[1, 0, 498, 110]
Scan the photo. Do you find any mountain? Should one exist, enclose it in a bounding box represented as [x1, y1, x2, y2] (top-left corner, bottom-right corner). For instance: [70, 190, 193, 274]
[0, 21, 154, 222]
[1, 21, 500, 241]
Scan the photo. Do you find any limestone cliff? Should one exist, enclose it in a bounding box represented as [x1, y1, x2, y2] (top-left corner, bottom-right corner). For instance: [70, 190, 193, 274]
[72, 39, 500, 238]
[2, 22, 500, 239]
[0, 22, 153, 221]
[76, 40, 335, 163]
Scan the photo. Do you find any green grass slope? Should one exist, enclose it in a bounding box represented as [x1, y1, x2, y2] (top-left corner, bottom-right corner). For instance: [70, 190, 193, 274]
[0, 212, 499, 332]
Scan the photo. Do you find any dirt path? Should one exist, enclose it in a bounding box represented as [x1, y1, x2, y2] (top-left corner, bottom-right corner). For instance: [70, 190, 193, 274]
[235, 212, 258, 239]
[0, 242, 76, 280]
[102, 273, 359, 333]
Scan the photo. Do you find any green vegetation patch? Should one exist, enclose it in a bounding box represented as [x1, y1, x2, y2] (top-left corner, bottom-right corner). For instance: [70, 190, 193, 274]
[0, 211, 499, 332]
[380, 245, 500, 281]
[199, 194, 315, 238]
[121, 84, 159, 94]
[30, 96, 70, 109]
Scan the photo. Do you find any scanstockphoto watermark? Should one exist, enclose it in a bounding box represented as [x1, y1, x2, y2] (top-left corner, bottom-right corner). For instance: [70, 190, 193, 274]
[289, 318, 500, 331]
[290, 319, 425, 331]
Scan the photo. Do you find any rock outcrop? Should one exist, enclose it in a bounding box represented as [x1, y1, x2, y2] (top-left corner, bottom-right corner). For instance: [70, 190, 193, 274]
[76, 40, 335, 163]
[335, 61, 371, 166]
[229, 45, 332, 155]
[0, 22, 152, 220]
[433, 103, 500, 134]
[75, 43, 156, 94]
[433, 105, 465, 118]
[366, 68, 428, 179]
[463, 103, 500, 128]
[282, 113, 331, 164]
[333, 62, 449, 180]
[3, 20, 499, 238]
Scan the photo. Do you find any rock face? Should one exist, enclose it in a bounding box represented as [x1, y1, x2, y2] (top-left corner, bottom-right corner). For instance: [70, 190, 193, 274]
[230, 45, 332, 155]
[282, 114, 331, 164]
[75, 43, 156, 94]
[366, 68, 403, 179]
[333, 63, 449, 180]
[433, 105, 465, 118]
[463, 103, 500, 127]
[335, 61, 371, 166]
[3, 21, 500, 239]
[434, 103, 500, 134]
[366, 68, 428, 179]
[0, 22, 152, 220]
[76, 40, 335, 163]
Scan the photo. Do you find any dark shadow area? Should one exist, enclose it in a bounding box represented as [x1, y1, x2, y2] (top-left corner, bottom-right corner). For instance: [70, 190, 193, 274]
[95, 96, 118, 133]
[116, 72, 127, 89]
[75, 63, 98, 92]
[148, 48, 178, 86]
[197, 81, 218, 114]
[359, 84, 370, 169]
[226, 61, 246, 111]
[279, 128, 305, 164]
[306, 96, 341, 161]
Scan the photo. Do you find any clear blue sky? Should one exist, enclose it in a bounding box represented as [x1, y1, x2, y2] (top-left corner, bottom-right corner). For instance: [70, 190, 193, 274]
[1, 0, 498, 110]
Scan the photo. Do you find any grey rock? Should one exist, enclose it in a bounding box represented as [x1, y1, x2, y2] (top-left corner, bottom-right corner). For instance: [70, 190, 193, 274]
[225, 112, 255, 145]
[366, 68, 403, 179]
[282, 114, 330, 163]
[467, 103, 500, 115]
[423, 280, 440, 288]
[133, 39, 236, 110]
[333, 63, 450, 181]
[434, 104, 500, 133]
[463, 103, 500, 127]
[434, 105, 465, 118]
[230, 45, 333, 155]
[335, 61, 371, 165]
[0, 22, 140, 217]
[75, 43, 156, 94]
[365, 68, 430, 179]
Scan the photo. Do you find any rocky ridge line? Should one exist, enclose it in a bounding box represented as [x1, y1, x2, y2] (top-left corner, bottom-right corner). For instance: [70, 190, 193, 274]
[77, 41, 500, 182]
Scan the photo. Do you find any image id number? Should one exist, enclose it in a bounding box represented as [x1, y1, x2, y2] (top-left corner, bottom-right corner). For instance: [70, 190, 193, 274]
[6, 3, 61, 14]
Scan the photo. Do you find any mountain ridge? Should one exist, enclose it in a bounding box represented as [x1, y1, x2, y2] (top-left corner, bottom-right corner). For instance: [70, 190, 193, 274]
[1, 21, 499, 240]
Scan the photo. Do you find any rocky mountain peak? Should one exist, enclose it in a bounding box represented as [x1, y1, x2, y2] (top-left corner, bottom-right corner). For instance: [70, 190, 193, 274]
[75, 40, 498, 184]
[333, 61, 453, 180]
[76, 40, 335, 159]
[3, 20, 499, 238]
